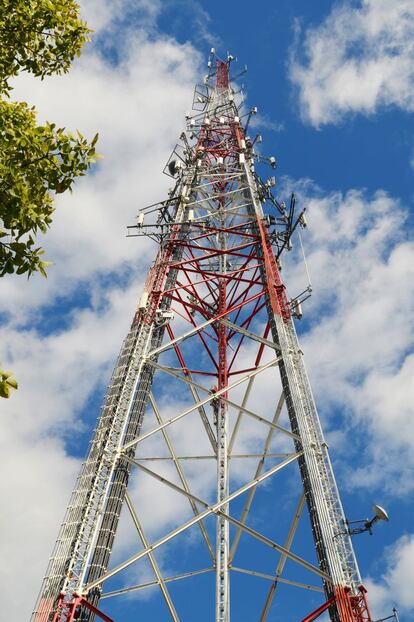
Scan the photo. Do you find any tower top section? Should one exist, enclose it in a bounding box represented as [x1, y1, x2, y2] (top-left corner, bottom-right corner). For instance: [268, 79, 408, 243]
[206, 48, 237, 90]
[216, 59, 229, 89]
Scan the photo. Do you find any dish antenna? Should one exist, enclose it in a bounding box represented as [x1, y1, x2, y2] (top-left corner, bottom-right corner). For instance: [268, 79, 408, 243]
[373, 504, 389, 522]
[168, 159, 180, 177]
[344, 504, 389, 536]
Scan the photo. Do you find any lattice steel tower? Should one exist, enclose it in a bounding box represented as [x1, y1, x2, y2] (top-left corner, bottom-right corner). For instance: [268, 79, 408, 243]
[33, 52, 375, 622]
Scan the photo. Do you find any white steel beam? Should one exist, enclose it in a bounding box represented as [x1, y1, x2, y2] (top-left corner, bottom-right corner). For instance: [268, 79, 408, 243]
[109, 454, 326, 579]
[101, 568, 214, 600]
[140, 359, 299, 442]
[124, 492, 180, 622]
[149, 393, 215, 561]
[229, 391, 285, 562]
[228, 375, 255, 454]
[86, 453, 309, 592]
[230, 567, 323, 593]
[111, 456, 330, 584]
[134, 453, 292, 462]
[259, 493, 306, 621]
[220, 318, 281, 352]
[121, 357, 281, 453]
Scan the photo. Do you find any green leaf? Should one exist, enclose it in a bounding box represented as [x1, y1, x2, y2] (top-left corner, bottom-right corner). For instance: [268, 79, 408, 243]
[0, 2, 96, 279]
[0, 367, 17, 398]
[0, 384, 10, 398]
[6, 376, 18, 390]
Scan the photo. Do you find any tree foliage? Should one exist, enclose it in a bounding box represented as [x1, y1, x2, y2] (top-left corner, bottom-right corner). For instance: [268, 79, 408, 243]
[0, 0, 98, 278]
[0, 1, 98, 397]
[0, 0, 90, 93]
[0, 101, 98, 275]
[0, 367, 18, 398]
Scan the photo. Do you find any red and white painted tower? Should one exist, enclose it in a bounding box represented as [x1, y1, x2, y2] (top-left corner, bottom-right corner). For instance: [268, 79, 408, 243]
[32, 52, 375, 622]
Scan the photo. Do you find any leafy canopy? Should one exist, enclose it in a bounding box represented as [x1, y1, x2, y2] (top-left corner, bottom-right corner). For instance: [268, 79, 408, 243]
[0, 0, 98, 278]
[0, 1, 98, 397]
[0, 0, 90, 93]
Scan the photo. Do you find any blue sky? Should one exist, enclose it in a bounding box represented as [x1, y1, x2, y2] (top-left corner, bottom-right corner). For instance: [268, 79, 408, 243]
[0, 1, 414, 620]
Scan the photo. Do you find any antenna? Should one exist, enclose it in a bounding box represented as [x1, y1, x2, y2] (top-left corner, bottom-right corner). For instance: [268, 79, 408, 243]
[343, 504, 390, 536]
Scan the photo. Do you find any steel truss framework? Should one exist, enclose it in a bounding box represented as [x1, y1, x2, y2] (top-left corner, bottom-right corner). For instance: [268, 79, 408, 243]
[33, 54, 373, 622]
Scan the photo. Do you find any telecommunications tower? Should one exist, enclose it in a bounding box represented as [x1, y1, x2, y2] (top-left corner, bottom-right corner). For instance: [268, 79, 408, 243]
[33, 52, 375, 622]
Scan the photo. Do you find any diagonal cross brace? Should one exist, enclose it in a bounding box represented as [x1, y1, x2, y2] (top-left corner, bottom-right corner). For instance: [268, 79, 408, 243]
[125, 492, 180, 622]
[86, 451, 330, 593]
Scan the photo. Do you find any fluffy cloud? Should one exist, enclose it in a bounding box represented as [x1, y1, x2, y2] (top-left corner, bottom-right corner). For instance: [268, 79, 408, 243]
[290, 0, 414, 125]
[283, 182, 414, 493]
[365, 533, 414, 617]
[279, 183, 413, 614]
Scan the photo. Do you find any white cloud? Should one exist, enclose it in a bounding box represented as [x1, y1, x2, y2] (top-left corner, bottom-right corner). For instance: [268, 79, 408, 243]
[0, 431, 80, 617]
[290, 0, 414, 126]
[278, 183, 414, 610]
[80, 0, 162, 35]
[251, 113, 285, 133]
[283, 182, 414, 493]
[365, 533, 414, 617]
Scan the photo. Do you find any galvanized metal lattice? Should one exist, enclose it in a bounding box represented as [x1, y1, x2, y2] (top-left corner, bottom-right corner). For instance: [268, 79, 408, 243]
[32, 53, 373, 622]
